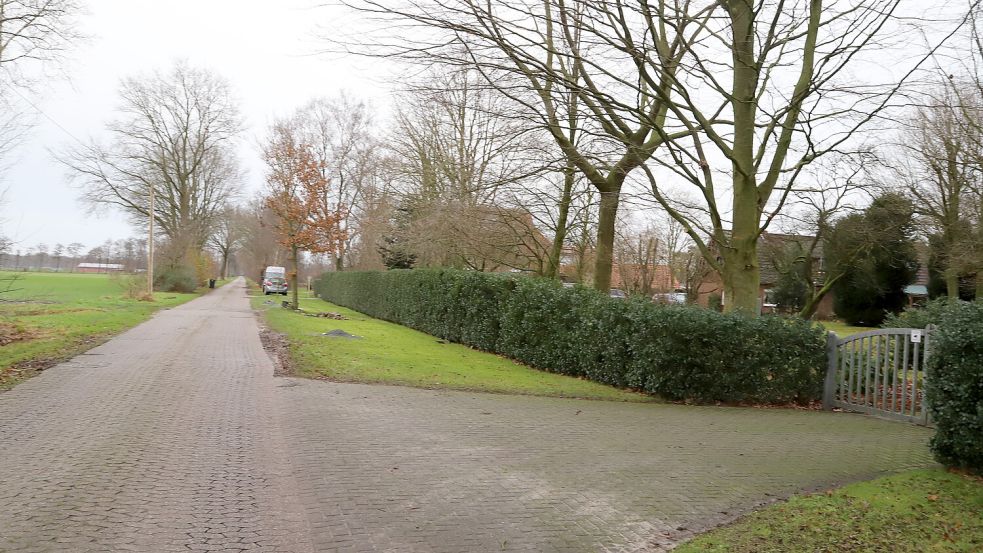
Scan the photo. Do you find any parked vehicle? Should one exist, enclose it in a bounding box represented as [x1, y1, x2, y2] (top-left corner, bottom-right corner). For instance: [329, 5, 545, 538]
[652, 292, 687, 305]
[262, 266, 288, 295]
[609, 288, 627, 299]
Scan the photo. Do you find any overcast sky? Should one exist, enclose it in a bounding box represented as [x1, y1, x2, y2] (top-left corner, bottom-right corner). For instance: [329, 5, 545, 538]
[1, 1, 972, 253]
[2, 0, 391, 252]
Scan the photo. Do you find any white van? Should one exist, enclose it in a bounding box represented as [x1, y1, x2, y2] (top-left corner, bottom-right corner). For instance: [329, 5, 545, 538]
[262, 266, 288, 295]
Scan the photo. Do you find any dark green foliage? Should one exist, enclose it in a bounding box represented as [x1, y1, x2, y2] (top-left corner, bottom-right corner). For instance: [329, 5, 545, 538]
[154, 264, 197, 293]
[314, 269, 827, 403]
[924, 301, 983, 474]
[831, 193, 918, 326]
[927, 233, 949, 299]
[772, 267, 808, 312]
[378, 236, 416, 270]
[378, 206, 418, 270]
[883, 298, 964, 330]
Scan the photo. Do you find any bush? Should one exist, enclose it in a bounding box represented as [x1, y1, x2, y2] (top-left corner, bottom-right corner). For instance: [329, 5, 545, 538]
[883, 297, 966, 329]
[314, 269, 826, 404]
[925, 301, 983, 474]
[154, 264, 197, 293]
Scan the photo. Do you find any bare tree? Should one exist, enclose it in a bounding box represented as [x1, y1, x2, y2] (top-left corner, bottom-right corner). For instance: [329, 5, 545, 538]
[0, 232, 10, 267]
[0, 0, 81, 174]
[237, 197, 288, 283]
[384, 66, 548, 270]
[62, 62, 243, 267]
[888, 79, 982, 298]
[65, 241, 82, 270]
[638, 1, 973, 312]
[207, 205, 245, 279]
[294, 93, 380, 271]
[335, 1, 703, 292]
[614, 221, 662, 297]
[340, 1, 970, 310]
[0, 0, 79, 70]
[33, 241, 46, 269]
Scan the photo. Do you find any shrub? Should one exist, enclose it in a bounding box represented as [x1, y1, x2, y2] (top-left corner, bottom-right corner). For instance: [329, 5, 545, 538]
[883, 297, 966, 329]
[154, 264, 197, 293]
[924, 301, 983, 474]
[314, 269, 826, 404]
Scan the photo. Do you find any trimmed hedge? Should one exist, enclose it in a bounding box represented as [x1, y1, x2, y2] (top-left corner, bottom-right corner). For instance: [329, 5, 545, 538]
[925, 301, 983, 474]
[314, 269, 826, 403]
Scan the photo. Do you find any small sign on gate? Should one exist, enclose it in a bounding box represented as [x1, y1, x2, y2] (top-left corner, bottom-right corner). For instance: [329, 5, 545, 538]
[911, 330, 922, 343]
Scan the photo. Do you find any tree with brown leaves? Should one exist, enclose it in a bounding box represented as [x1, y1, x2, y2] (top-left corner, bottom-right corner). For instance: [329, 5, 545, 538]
[263, 122, 345, 309]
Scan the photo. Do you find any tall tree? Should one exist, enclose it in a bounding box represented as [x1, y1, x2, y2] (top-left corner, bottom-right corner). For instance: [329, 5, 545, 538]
[831, 193, 919, 326]
[294, 93, 379, 271]
[337, 1, 701, 292]
[263, 121, 345, 309]
[639, 1, 965, 312]
[207, 205, 245, 279]
[890, 79, 981, 298]
[62, 62, 243, 267]
[385, 67, 547, 270]
[0, 0, 81, 172]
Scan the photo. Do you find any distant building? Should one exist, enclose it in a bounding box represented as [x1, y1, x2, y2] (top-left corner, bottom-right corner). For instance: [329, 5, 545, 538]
[696, 232, 932, 317]
[696, 232, 833, 317]
[76, 263, 125, 273]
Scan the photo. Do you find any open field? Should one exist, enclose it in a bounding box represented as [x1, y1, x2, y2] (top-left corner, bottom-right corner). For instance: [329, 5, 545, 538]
[676, 468, 983, 552]
[253, 293, 653, 402]
[0, 271, 200, 389]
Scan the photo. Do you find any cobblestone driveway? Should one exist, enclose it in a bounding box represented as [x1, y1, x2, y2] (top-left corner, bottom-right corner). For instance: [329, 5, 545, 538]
[0, 278, 935, 552]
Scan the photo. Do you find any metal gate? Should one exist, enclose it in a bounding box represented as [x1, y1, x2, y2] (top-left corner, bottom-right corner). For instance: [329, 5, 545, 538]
[822, 326, 935, 425]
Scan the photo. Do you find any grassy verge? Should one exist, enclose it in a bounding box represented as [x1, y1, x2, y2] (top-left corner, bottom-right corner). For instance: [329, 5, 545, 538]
[0, 271, 201, 389]
[819, 321, 876, 337]
[677, 469, 983, 552]
[252, 293, 652, 402]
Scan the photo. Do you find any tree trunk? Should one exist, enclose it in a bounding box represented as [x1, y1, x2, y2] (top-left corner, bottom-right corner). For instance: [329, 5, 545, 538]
[290, 245, 300, 310]
[721, 253, 760, 314]
[945, 269, 960, 299]
[976, 271, 983, 300]
[546, 167, 574, 279]
[721, 193, 761, 314]
[798, 274, 842, 320]
[593, 188, 620, 292]
[220, 251, 229, 279]
[722, 175, 762, 314]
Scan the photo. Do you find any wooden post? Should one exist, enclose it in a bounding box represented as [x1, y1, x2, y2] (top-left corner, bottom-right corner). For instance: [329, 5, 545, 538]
[823, 331, 839, 410]
[146, 183, 155, 298]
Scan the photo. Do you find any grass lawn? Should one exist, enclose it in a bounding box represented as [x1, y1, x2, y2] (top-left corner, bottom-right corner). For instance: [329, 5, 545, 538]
[0, 271, 201, 389]
[677, 469, 983, 552]
[253, 293, 652, 402]
[818, 320, 876, 337]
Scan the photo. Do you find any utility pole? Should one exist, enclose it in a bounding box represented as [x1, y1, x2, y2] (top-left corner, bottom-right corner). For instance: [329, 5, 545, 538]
[147, 182, 155, 298]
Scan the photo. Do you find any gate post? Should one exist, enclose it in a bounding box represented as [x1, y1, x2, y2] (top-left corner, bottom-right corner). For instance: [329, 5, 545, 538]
[823, 331, 839, 410]
[921, 324, 937, 425]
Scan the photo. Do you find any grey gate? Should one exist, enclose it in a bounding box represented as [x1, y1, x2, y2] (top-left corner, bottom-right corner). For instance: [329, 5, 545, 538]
[822, 326, 935, 425]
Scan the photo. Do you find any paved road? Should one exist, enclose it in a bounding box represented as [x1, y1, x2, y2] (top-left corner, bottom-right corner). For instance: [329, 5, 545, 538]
[0, 278, 935, 552]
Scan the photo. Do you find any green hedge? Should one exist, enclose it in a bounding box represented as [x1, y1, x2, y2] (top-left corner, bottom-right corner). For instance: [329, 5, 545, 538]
[314, 269, 826, 403]
[925, 301, 983, 474]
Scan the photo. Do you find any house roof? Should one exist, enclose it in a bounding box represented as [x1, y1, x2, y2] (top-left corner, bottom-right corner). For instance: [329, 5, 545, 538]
[904, 284, 929, 296]
[757, 233, 822, 285]
[77, 263, 124, 269]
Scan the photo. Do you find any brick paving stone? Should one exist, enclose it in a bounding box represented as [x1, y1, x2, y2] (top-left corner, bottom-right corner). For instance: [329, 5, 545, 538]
[0, 278, 936, 552]
[0, 279, 313, 553]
